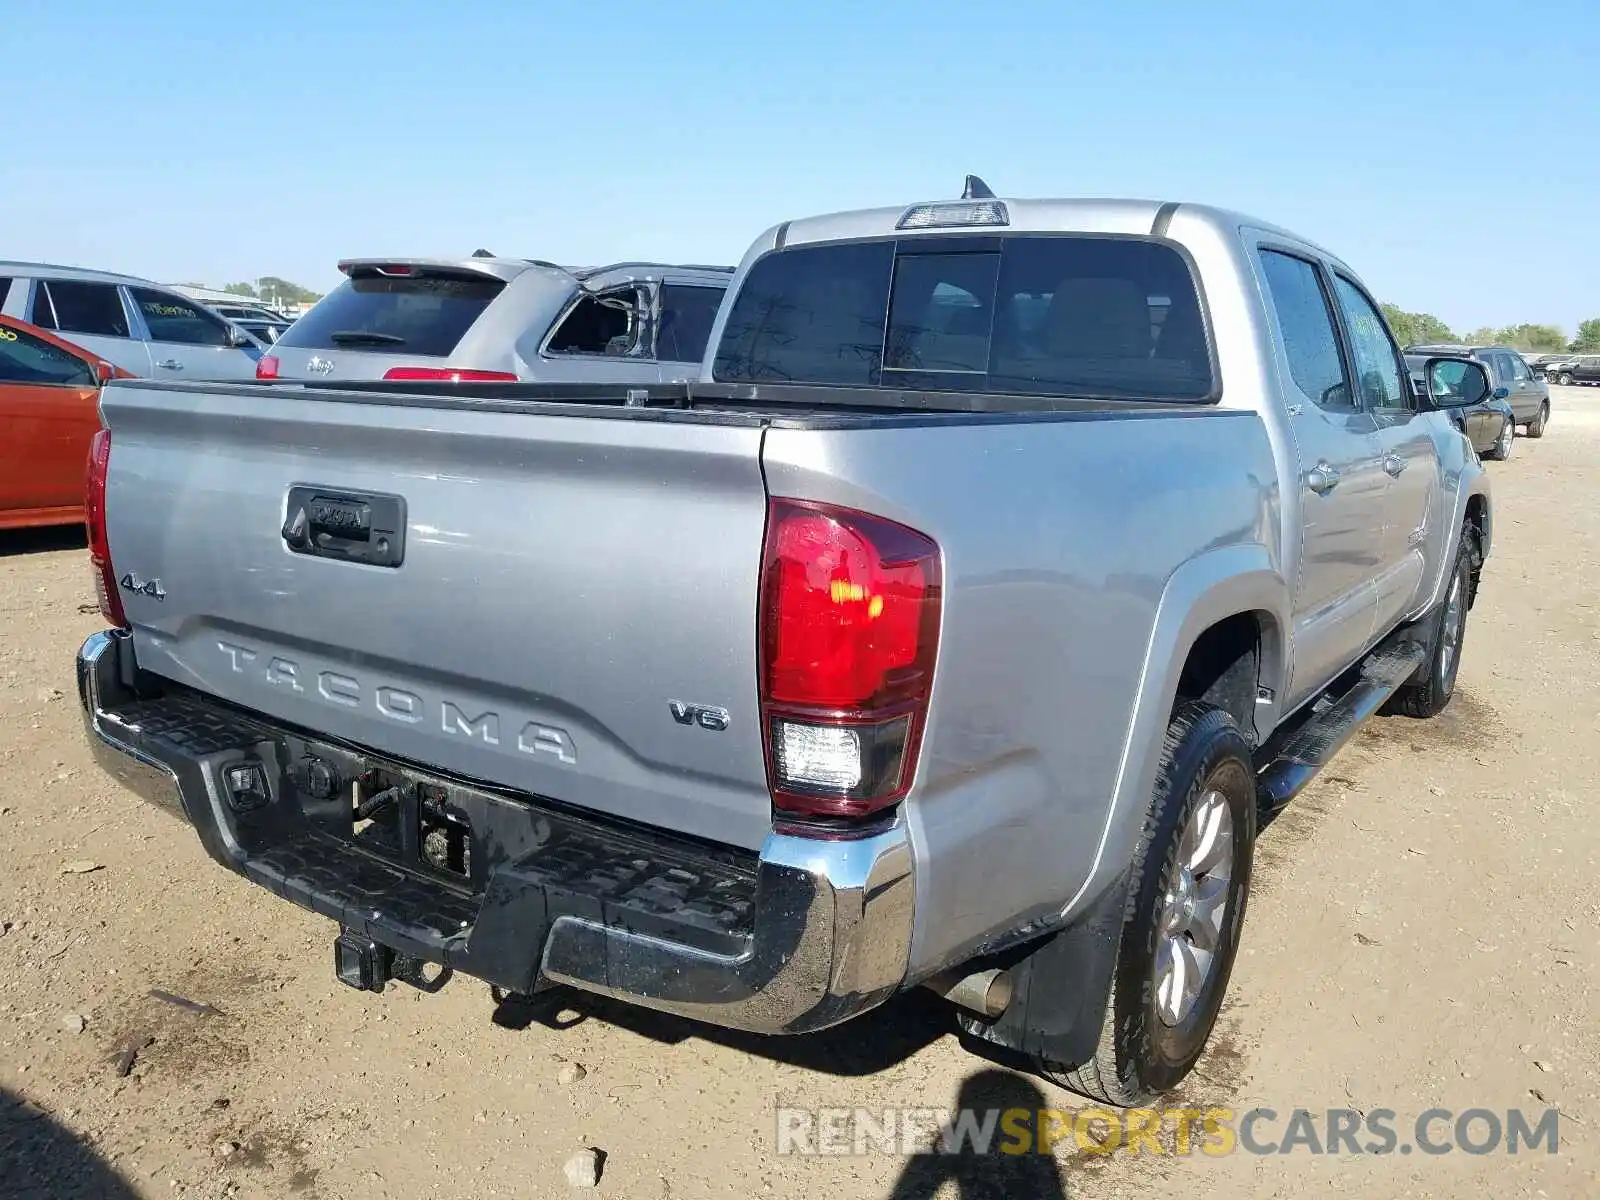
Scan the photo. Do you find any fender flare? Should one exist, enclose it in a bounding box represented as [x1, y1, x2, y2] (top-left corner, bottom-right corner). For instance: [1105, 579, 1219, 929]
[1420, 476, 1492, 613]
[1059, 543, 1289, 922]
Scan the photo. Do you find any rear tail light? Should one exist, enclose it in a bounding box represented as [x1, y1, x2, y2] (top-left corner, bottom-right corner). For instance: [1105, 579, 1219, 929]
[382, 367, 519, 383]
[85, 429, 127, 629]
[255, 354, 280, 380]
[759, 499, 941, 821]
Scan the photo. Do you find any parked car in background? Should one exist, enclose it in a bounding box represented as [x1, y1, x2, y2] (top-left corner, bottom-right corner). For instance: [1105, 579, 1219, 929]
[198, 299, 292, 321]
[255, 257, 732, 383]
[1549, 354, 1600, 386]
[1532, 354, 1574, 380]
[1406, 343, 1550, 436]
[208, 304, 293, 345]
[80, 186, 1494, 1106]
[1405, 353, 1514, 459]
[230, 317, 290, 345]
[0, 264, 262, 380]
[0, 316, 130, 530]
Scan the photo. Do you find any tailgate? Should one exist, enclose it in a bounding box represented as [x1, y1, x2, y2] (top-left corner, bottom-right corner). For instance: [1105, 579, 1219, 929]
[268, 345, 416, 382]
[99, 381, 775, 850]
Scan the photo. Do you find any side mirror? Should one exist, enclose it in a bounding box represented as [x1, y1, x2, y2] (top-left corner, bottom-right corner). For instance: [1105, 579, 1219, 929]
[227, 325, 255, 348]
[1492, 385, 1510, 400]
[1424, 357, 1490, 409]
[95, 360, 116, 385]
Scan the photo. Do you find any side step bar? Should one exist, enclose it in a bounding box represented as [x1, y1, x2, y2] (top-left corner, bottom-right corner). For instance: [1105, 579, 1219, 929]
[1256, 636, 1428, 810]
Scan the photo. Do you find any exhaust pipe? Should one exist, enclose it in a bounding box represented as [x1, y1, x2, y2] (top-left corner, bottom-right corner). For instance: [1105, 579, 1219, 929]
[923, 967, 1013, 1018]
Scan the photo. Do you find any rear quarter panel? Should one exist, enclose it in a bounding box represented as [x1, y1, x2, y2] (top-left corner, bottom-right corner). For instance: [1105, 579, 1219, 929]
[762, 408, 1283, 977]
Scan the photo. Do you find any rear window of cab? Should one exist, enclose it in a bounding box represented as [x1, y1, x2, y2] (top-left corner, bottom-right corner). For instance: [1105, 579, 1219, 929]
[712, 234, 1214, 401]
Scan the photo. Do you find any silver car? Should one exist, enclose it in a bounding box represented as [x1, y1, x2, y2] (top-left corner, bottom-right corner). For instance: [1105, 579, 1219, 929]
[260, 256, 732, 383]
[205, 302, 294, 345]
[0, 262, 262, 380]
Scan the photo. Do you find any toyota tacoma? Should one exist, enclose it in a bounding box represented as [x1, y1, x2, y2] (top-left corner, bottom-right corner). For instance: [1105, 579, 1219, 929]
[78, 179, 1492, 1104]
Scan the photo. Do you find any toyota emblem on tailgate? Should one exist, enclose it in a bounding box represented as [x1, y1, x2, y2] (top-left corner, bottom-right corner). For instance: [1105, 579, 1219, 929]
[306, 356, 335, 375]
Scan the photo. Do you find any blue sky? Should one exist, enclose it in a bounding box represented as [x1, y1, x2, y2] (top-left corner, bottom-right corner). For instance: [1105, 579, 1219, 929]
[6, 0, 1596, 332]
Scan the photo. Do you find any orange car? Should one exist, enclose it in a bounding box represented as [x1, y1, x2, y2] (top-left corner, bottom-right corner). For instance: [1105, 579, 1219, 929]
[0, 315, 130, 530]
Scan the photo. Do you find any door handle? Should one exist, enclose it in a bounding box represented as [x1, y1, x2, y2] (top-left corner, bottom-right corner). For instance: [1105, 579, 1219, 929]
[1383, 453, 1406, 477]
[155, 359, 183, 370]
[1306, 462, 1341, 495]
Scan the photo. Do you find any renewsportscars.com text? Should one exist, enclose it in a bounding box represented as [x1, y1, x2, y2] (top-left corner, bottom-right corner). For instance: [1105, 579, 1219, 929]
[775, 1105, 1561, 1158]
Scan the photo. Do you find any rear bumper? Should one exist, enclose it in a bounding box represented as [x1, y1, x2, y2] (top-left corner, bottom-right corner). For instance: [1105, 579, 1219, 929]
[77, 630, 914, 1035]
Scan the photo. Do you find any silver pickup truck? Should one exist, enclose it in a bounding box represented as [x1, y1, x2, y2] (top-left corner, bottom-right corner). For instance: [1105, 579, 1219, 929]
[77, 181, 1493, 1105]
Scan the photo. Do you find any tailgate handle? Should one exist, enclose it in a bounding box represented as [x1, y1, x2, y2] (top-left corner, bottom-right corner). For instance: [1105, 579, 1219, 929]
[282, 486, 407, 568]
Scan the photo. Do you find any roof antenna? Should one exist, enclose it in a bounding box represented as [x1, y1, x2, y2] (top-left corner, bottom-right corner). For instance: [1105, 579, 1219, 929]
[471, 248, 495, 258]
[962, 175, 995, 200]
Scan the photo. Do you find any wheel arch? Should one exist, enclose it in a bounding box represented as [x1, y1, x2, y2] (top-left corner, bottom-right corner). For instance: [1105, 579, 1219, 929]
[1058, 543, 1288, 925]
[1174, 610, 1282, 746]
[1463, 492, 1488, 608]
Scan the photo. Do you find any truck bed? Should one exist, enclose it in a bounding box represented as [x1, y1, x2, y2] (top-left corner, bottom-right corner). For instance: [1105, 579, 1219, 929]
[97, 374, 1273, 913]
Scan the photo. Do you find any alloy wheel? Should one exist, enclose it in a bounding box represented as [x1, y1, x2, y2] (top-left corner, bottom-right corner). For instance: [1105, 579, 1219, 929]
[1155, 787, 1235, 1026]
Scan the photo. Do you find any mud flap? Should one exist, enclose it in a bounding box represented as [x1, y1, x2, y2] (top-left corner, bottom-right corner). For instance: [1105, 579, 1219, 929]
[954, 869, 1130, 1072]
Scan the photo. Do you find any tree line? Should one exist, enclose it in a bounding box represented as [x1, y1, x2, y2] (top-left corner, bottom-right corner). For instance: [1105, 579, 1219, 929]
[1382, 304, 1600, 355]
[223, 278, 324, 306]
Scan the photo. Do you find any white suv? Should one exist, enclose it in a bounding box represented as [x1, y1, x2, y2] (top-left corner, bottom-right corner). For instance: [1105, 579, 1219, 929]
[0, 263, 262, 380]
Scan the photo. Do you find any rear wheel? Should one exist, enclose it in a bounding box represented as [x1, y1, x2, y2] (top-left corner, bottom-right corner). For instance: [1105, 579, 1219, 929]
[1044, 702, 1255, 1106]
[1386, 531, 1473, 719]
[1526, 402, 1550, 439]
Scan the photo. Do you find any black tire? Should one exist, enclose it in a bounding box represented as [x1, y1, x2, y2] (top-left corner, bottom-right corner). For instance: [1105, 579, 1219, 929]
[1385, 531, 1473, 719]
[1557, 373, 1573, 386]
[1526, 402, 1550, 439]
[1045, 702, 1255, 1107]
[1483, 415, 1514, 461]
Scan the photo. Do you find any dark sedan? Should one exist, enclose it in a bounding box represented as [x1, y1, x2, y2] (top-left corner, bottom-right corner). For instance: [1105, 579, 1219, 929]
[1406, 353, 1514, 460]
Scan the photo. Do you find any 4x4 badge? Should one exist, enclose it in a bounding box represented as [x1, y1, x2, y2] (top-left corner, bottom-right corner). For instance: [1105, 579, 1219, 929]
[119, 573, 166, 601]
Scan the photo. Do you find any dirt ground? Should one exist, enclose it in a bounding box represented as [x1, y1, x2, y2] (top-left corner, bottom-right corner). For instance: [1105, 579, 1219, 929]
[2, 389, 1596, 1200]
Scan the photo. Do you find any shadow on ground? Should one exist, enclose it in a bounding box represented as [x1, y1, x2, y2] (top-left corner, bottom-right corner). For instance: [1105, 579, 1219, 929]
[0, 1088, 138, 1199]
[0, 526, 86, 558]
[493, 984, 956, 1077]
[887, 1068, 1072, 1199]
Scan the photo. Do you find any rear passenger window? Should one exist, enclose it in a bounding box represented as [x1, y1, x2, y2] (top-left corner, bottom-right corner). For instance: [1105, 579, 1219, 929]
[35, 281, 131, 338]
[656, 284, 725, 362]
[1258, 251, 1351, 411]
[714, 235, 1212, 400]
[546, 288, 642, 356]
[130, 288, 232, 346]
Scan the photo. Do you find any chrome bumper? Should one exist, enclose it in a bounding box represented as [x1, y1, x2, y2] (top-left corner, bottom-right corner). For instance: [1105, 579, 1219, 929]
[77, 630, 914, 1035]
